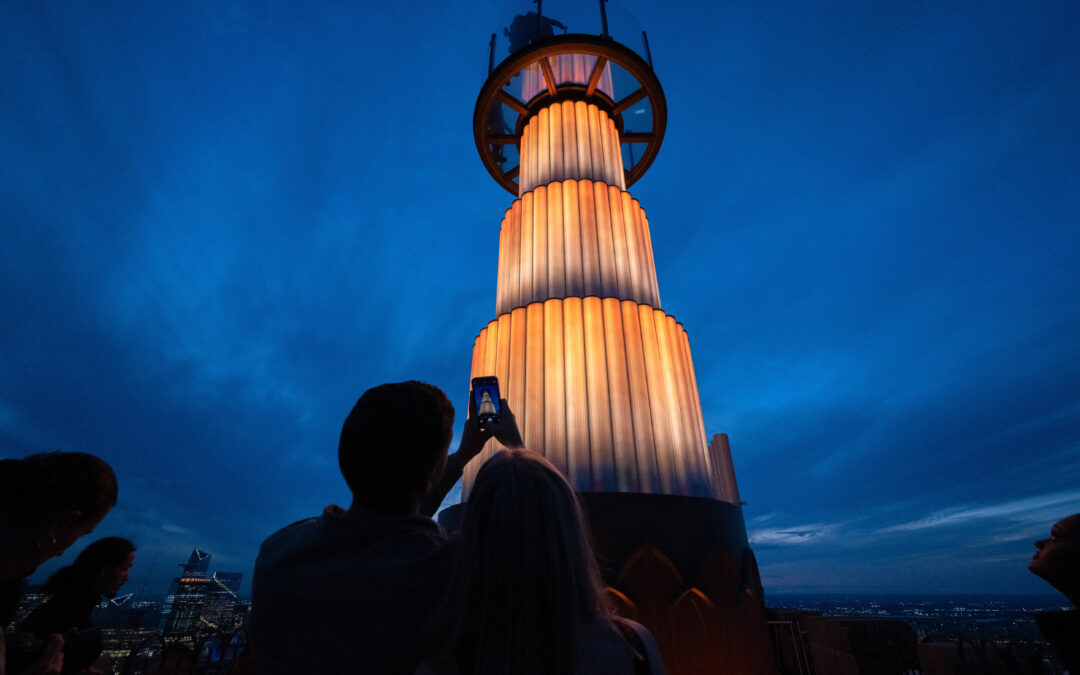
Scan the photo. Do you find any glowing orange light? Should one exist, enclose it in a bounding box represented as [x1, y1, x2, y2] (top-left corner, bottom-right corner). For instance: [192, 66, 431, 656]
[496, 179, 660, 315]
[465, 297, 715, 499]
[519, 104, 624, 195]
[468, 100, 724, 502]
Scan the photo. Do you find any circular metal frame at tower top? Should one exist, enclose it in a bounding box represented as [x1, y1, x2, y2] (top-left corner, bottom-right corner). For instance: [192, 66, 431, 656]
[474, 33, 667, 196]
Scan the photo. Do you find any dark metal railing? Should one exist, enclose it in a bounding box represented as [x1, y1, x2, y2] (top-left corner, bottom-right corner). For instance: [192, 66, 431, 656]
[768, 620, 814, 675]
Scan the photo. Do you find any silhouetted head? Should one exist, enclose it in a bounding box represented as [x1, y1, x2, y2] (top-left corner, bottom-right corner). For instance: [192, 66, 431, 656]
[1030, 513, 1080, 605]
[47, 536, 136, 598]
[0, 451, 118, 579]
[445, 449, 607, 674]
[339, 381, 455, 513]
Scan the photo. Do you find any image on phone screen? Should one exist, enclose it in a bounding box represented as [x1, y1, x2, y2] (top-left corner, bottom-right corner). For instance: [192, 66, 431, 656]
[472, 377, 501, 426]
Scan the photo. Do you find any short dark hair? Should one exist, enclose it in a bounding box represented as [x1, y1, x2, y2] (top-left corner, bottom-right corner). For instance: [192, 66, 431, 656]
[47, 536, 136, 594]
[0, 451, 117, 523]
[338, 381, 454, 510]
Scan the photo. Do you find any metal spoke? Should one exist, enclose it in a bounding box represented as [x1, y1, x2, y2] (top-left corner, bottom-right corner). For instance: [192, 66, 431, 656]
[539, 57, 558, 96]
[613, 88, 647, 115]
[585, 57, 609, 97]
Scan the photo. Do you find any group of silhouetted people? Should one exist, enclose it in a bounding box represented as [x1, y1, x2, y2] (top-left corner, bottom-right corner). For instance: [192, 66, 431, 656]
[249, 381, 664, 675]
[2, 380, 1078, 675]
[1, 452, 131, 674]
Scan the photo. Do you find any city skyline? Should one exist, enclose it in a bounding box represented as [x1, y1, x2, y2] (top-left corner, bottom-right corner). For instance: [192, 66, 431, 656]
[2, 1, 1078, 597]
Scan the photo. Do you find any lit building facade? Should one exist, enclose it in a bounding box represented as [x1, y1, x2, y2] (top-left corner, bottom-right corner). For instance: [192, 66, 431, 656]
[9, 584, 48, 627]
[161, 576, 213, 639]
[202, 572, 244, 631]
[160, 548, 211, 635]
[159, 549, 243, 640]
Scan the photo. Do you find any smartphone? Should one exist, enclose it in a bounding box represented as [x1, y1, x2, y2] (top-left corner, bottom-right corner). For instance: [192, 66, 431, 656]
[471, 376, 502, 429]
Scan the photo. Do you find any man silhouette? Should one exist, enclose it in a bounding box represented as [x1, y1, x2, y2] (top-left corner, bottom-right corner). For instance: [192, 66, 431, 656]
[251, 381, 520, 675]
[1028, 513, 1080, 673]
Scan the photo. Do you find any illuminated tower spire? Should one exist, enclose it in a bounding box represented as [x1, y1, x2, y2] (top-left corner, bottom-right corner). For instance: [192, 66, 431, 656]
[449, 6, 774, 672]
[465, 13, 731, 503]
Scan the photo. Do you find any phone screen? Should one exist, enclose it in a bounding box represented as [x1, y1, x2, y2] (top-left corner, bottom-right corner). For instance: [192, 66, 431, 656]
[472, 377, 501, 426]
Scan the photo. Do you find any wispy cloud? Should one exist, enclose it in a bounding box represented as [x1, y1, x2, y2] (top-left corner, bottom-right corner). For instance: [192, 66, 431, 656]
[973, 553, 1033, 565]
[879, 490, 1080, 533]
[749, 522, 843, 547]
[3, 0, 1079, 597]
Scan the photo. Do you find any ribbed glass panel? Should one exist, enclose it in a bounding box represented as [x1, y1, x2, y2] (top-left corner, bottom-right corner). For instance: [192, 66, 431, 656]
[468, 94, 718, 503]
[709, 433, 742, 505]
[562, 180, 584, 298]
[654, 309, 689, 494]
[579, 180, 602, 298]
[543, 299, 567, 472]
[518, 103, 624, 194]
[525, 302, 546, 453]
[519, 191, 534, 304]
[495, 180, 659, 315]
[561, 100, 577, 177]
[602, 297, 637, 492]
[549, 102, 563, 179]
[532, 186, 548, 296]
[620, 299, 659, 493]
[465, 300, 716, 500]
[593, 181, 618, 295]
[546, 183, 565, 298]
[583, 296, 614, 491]
[536, 107, 551, 187]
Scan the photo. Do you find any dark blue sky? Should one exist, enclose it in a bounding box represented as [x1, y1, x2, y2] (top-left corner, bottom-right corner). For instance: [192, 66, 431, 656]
[3, 1, 1078, 597]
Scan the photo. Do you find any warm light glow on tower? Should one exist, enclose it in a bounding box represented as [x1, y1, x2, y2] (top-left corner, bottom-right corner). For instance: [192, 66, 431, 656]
[455, 10, 773, 673]
[466, 33, 729, 502]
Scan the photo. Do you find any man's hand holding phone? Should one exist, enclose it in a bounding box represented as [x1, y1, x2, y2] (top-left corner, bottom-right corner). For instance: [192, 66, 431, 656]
[461, 377, 523, 462]
[420, 378, 524, 517]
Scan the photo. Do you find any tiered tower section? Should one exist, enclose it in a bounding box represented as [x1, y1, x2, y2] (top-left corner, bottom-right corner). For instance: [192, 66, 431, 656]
[454, 21, 773, 673]
[466, 34, 732, 502]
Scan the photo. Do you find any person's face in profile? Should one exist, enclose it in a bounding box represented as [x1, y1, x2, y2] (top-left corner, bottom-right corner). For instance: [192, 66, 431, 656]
[100, 551, 135, 597]
[39, 511, 105, 567]
[1029, 515, 1080, 588]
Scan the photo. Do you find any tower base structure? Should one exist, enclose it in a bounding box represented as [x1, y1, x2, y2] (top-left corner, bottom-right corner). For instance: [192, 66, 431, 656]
[439, 493, 774, 674]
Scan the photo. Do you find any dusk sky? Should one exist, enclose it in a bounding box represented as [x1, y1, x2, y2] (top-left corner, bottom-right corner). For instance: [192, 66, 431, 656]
[3, 1, 1078, 599]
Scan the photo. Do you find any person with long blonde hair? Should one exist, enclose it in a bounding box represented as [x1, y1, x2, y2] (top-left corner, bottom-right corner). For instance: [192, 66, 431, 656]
[420, 449, 664, 675]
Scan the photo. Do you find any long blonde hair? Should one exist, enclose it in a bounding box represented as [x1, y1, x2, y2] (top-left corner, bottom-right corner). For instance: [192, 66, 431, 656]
[430, 449, 609, 674]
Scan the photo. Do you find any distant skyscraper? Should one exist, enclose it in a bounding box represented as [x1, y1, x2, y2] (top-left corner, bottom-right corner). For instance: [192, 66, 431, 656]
[161, 576, 213, 639]
[181, 548, 211, 577]
[160, 548, 211, 634]
[9, 584, 48, 627]
[94, 596, 160, 674]
[212, 572, 242, 596]
[159, 548, 243, 640]
[201, 572, 243, 631]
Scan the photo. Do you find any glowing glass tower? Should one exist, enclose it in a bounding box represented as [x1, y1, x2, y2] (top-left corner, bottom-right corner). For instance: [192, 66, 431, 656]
[445, 5, 775, 673]
[464, 11, 727, 503]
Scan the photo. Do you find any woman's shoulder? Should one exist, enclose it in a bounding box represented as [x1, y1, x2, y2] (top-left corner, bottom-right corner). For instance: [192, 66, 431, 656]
[580, 616, 666, 675]
[612, 616, 666, 674]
